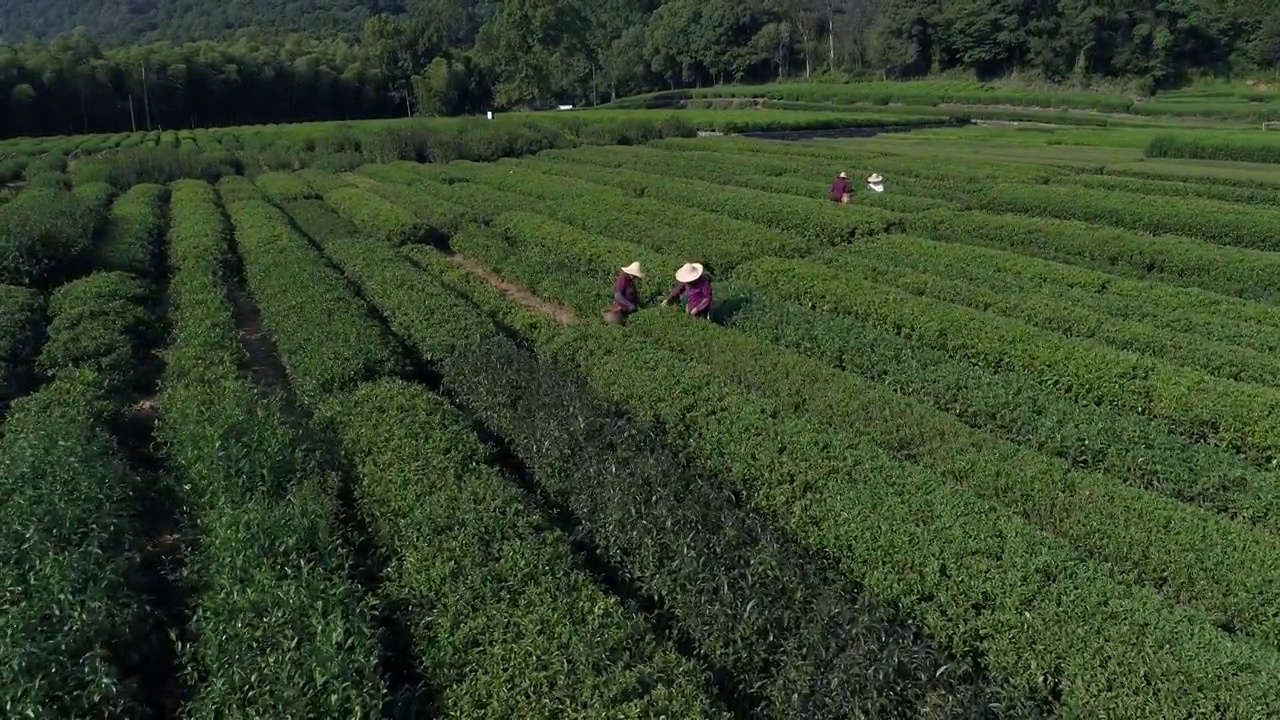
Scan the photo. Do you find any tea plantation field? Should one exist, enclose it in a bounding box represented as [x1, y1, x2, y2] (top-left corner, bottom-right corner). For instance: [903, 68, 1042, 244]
[4, 115, 1280, 718]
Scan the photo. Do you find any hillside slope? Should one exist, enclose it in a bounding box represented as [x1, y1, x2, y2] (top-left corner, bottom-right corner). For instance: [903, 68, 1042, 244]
[0, 0, 404, 44]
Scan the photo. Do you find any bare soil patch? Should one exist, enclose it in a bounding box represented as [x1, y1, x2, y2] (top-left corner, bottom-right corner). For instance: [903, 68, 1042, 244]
[226, 278, 291, 393]
[446, 253, 579, 325]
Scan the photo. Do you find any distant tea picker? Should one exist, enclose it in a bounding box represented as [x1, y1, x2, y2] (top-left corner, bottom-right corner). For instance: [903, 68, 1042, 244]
[829, 171, 852, 203]
[829, 171, 885, 202]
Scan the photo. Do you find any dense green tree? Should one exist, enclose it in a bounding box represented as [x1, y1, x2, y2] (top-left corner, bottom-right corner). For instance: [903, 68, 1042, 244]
[4, 0, 1280, 139]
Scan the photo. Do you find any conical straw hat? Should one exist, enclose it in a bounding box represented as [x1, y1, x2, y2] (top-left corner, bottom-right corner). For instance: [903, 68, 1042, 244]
[621, 262, 644, 277]
[675, 262, 704, 283]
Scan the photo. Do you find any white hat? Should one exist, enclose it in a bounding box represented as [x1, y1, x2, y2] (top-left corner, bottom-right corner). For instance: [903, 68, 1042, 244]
[837, 171, 848, 178]
[867, 173, 883, 183]
[675, 262, 704, 283]
[621, 262, 643, 277]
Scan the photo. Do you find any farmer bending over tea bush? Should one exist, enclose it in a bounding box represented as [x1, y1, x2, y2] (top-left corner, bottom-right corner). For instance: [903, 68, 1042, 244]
[603, 261, 643, 325]
[829, 171, 852, 203]
[664, 262, 713, 318]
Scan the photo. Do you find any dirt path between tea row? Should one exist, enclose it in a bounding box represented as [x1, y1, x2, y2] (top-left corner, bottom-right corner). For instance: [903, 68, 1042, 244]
[445, 253, 580, 325]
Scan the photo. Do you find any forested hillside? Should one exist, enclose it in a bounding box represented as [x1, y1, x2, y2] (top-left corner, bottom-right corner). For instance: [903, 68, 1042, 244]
[0, 0, 405, 44]
[3, 0, 1280, 138]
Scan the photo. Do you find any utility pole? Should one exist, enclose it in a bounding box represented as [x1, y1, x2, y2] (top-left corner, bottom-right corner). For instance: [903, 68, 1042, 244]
[141, 61, 153, 131]
[128, 94, 137, 132]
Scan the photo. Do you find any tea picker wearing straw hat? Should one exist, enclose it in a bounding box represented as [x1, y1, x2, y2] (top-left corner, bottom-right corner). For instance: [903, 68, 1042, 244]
[829, 171, 852, 203]
[604, 261, 644, 325]
[664, 262, 713, 318]
[867, 173, 884, 192]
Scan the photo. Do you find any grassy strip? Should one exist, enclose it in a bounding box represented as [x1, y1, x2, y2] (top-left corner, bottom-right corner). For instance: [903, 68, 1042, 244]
[732, 256, 1280, 466]
[903, 208, 1280, 305]
[922, 181, 1280, 253]
[471, 212, 669, 313]
[1054, 172, 1280, 206]
[159, 179, 384, 717]
[524, 157, 900, 244]
[726, 298, 1280, 529]
[1107, 159, 1280, 188]
[648, 136, 1072, 182]
[218, 186, 405, 405]
[536, 146, 949, 215]
[397, 244, 556, 341]
[832, 234, 1280, 348]
[340, 170, 477, 240]
[442, 160, 842, 267]
[0, 283, 45, 412]
[284, 199, 992, 717]
[541, 315, 1280, 717]
[824, 237, 1280, 385]
[1147, 135, 1280, 165]
[0, 370, 149, 715]
[321, 186, 428, 246]
[319, 380, 723, 717]
[625, 309, 1280, 642]
[253, 171, 319, 203]
[633, 141, 1280, 253]
[91, 183, 168, 279]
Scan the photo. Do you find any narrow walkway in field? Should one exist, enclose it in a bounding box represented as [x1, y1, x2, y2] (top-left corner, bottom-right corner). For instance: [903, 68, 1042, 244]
[222, 228, 433, 715]
[116, 205, 190, 718]
[224, 252, 291, 394]
[446, 252, 579, 325]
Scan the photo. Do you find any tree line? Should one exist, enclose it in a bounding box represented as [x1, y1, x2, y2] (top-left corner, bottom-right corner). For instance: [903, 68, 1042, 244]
[4, 0, 1280, 139]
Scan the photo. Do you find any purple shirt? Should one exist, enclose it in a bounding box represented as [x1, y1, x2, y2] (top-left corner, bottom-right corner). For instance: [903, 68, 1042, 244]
[668, 276, 712, 315]
[830, 177, 851, 201]
[613, 271, 638, 312]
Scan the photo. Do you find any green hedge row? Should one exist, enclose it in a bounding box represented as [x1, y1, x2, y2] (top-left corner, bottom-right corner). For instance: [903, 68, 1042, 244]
[542, 312, 1280, 717]
[480, 211, 669, 313]
[731, 256, 1280, 467]
[648, 136, 1071, 184]
[1056, 172, 1280, 206]
[853, 232, 1280, 352]
[528, 159, 899, 244]
[159, 179, 384, 717]
[916, 181, 1280, 253]
[1146, 135, 1280, 165]
[441, 160, 835, 267]
[268, 198, 729, 715]
[617, 82, 1135, 113]
[91, 183, 168, 280]
[0, 186, 107, 288]
[538, 145, 950, 215]
[219, 191, 405, 405]
[320, 185, 429, 246]
[727, 297, 1280, 530]
[346, 166, 482, 238]
[283, 198, 992, 717]
[0, 283, 45, 411]
[253, 170, 320, 203]
[319, 380, 722, 717]
[37, 271, 157, 399]
[588, 141, 1280, 254]
[620, 309, 1280, 644]
[902, 208, 1280, 304]
[0, 368, 147, 714]
[397, 244, 557, 341]
[826, 237, 1280, 386]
